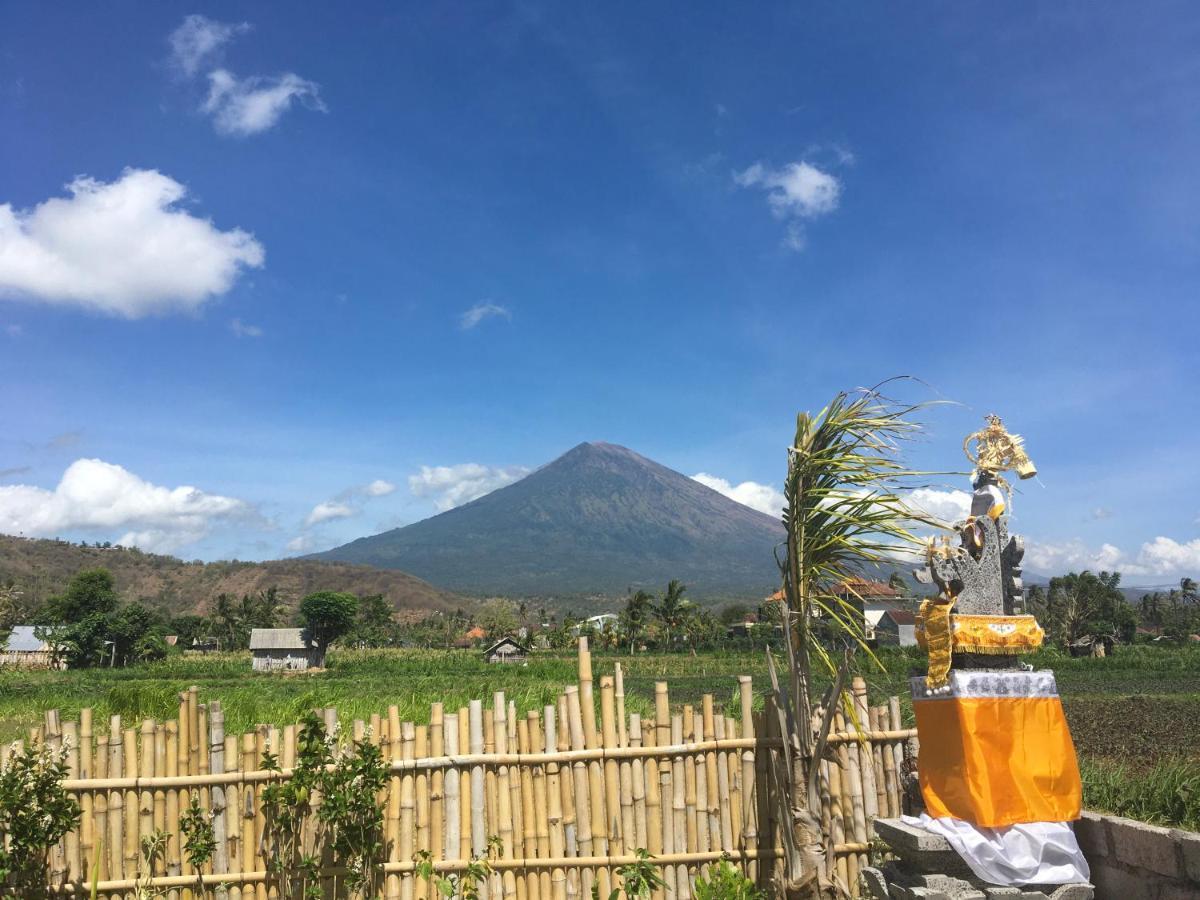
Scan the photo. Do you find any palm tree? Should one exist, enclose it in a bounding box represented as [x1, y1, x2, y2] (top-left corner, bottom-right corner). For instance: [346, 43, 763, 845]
[654, 580, 690, 650]
[772, 383, 949, 896]
[620, 590, 654, 655]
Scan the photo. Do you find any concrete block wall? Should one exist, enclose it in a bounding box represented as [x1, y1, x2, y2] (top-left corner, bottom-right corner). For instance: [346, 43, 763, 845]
[1075, 811, 1200, 899]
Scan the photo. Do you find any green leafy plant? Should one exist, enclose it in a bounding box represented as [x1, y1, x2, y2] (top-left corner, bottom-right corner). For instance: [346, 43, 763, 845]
[693, 857, 765, 899]
[415, 835, 500, 899]
[0, 740, 81, 897]
[134, 828, 170, 899]
[611, 848, 667, 898]
[179, 791, 217, 895]
[261, 711, 388, 899]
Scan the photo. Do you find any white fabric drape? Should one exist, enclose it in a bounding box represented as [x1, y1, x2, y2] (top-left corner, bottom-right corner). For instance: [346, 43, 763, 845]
[903, 813, 1090, 886]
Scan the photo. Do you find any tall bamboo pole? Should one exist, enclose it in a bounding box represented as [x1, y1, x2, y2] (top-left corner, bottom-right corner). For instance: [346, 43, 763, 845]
[544, 705, 567, 900]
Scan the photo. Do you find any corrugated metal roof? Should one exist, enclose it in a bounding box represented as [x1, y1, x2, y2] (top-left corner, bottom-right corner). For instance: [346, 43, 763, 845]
[3, 625, 54, 653]
[249, 628, 312, 650]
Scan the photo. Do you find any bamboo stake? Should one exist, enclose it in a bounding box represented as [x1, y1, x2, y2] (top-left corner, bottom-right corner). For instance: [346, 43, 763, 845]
[210, 704, 228, 879]
[712, 715, 733, 854]
[165, 722, 182, 900]
[833, 712, 856, 893]
[682, 706, 698, 866]
[599, 677, 622, 855]
[416, 723, 431, 900]
[494, 695, 516, 899]
[254, 726, 268, 900]
[110, 718, 126, 885]
[868, 708, 887, 818]
[79, 711, 93, 884]
[641, 715, 664, 900]
[738, 677, 758, 880]
[850, 678, 878, 825]
[879, 707, 899, 819]
[429, 703, 444, 868]
[555, 692, 577, 900]
[387, 704, 402, 900]
[225, 734, 241, 900]
[629, 715, 647, 853]
[94, 730, 109, 885]
[671, 714, 690, 899]
[888, 698, 905, 815]
[240, 733, 255, 887]
[443, 713, 461, 872]
[691, 709, 708, 858]
[45, 711, 66, 887]
[527, 711, 549, 900]
[62, 719, 81, 883]
[565, 685, 593, 899]
[400, 722, 416, 900]
[544, 705, 567, 900]
[139, 720, 156, 878]
[617, 685, 635, 862]
[458, 707, 471, 863]
[651, 683, 675, 898]
[469, 700, 487, 869]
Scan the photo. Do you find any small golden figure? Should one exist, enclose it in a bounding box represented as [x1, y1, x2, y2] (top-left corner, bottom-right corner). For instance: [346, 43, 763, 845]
[963, 414, 1037, 480]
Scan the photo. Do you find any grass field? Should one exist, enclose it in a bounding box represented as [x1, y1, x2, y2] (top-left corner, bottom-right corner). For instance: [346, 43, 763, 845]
[2, 644, 1197, 827]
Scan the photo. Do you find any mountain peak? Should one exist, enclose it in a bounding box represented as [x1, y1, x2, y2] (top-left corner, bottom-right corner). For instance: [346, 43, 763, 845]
[316, 442, 783, 597]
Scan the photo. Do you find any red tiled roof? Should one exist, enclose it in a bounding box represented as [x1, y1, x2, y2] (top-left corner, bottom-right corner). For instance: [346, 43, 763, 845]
[881, 609, 916, 625]
[835, 579, 899, 598]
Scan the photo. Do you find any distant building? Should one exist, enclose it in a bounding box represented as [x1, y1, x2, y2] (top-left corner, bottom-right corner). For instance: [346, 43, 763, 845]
[571, 613, 619, 636]
[483, 636, 529, 664]
[190, 637, 220, 654]
[0, 625, 65, 669]
[249, 628, 321, 671]
[455, 625, 487, 649]
[833, 580, 918, 644]
[874, 609, 917, 647]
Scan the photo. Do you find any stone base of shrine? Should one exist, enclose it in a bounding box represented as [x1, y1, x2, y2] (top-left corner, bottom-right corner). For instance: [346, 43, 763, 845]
[865, 818, 1094, 900]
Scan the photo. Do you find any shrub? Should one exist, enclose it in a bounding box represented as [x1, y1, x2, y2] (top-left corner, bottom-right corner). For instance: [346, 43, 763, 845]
[0, 741, 80, 897]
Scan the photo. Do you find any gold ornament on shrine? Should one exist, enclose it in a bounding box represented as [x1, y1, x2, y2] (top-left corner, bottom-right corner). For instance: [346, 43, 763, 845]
[963, 414, 1037, 480]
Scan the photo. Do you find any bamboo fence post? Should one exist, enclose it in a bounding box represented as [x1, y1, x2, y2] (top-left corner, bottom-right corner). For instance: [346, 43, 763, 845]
[851, 678, 878, 825]
[385, 704, 402, 900]
[878, 707, 899, 818]
[165, 721, 182, 900]
[652, 682, 675, 898]
[458, 707, 471, 863]
[108, 717, 124, 885]
[443, 713, 461, 872]
[208, 703, 228, 884]
[641, 714, 664, 900]
[400, 721, 416, 900]
[515, 716, 534, 900]
[468, 700, 487, 876]
[721, 712, 742, 855]
[628, 715, 647, 853]
[888, 697, 904, 797]
[254, 725, 269, 900]
[738, 676, 758, 882]
[833, 712, 857, 893]
[682, 706, 698, 863]
[509, 699, 525, 900]
[712, 715, 733, 856]
[527, 711, 549, 900]
[429, 703, 444, 868]
[868, 708, 887, 818]
[79, 710, 94, 884]
[240, 733, 255, 887]
[95, 730, 110, 886]
[555, 692, 577, 898]
[578, 640, 610, 898]
[565, 685, 594, 899]
[691, 709, 709, 859]
[616, 689, 635, 861]
[45, 711, 66, 887]
[493, 694, 516, 899]
[416, 723, 431, 900]
[843, 717, 868, 883]
[224, 733, 241, 900]
[139, 720, 155, 878]
[826, 741, 847, 888]
[543, 705, 567, 900]
[599, 677, 623, 855]
[62, 719, 81, 884]
[701, 696, 721, 854]
[671, 714, 689, 899]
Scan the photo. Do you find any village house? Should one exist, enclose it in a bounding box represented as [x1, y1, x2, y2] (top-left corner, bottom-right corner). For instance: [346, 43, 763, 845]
[874, 608, 918, 647]
[0, 625, 65, 669]
[249, 628, 322, 671]
[483, 636, 529, 664]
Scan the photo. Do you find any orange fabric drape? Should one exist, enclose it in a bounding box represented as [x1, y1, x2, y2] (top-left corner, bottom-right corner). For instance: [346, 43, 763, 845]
[914, 695, 1082, 827]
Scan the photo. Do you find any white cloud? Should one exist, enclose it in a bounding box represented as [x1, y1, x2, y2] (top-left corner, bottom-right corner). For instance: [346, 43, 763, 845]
[0, 458, 249, 552]
[903, 488, 973, 524]
[203, 69, 325, 137]
[229, 318, 263, 338]
[0, 169, 264, 317]
[691, 473, 785, 518]
[286, 533, 316, 554]
[1091, 507, 1113, 520]
[734, 160, 841, 251]
[1025, 535, 1200, 579]
[364, 479, 396, 497]
[168, 14, 249, 77]
[409, 463, 530, 512]
[459, 302, 511, 330]
[305, 501, 355, 527]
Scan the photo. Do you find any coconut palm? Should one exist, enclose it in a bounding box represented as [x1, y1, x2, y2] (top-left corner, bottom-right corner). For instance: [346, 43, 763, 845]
[772, 383, 950, 897]
[654, 579, 690, 650]
[620, 590, 654, 655]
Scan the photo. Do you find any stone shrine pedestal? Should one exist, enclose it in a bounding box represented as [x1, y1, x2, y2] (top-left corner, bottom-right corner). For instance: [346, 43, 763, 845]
[864, 819, 1094, 900]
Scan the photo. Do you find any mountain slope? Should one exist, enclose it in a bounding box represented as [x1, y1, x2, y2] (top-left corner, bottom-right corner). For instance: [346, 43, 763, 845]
[0, 535, 459, 620]
[314, 442, 786, 597]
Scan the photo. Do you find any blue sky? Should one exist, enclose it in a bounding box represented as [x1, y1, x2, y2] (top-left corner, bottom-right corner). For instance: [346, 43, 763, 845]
[1, 2, 1197, 585]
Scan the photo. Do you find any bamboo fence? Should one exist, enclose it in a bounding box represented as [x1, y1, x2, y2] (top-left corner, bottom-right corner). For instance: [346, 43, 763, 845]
[2, 641, 918, 899]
